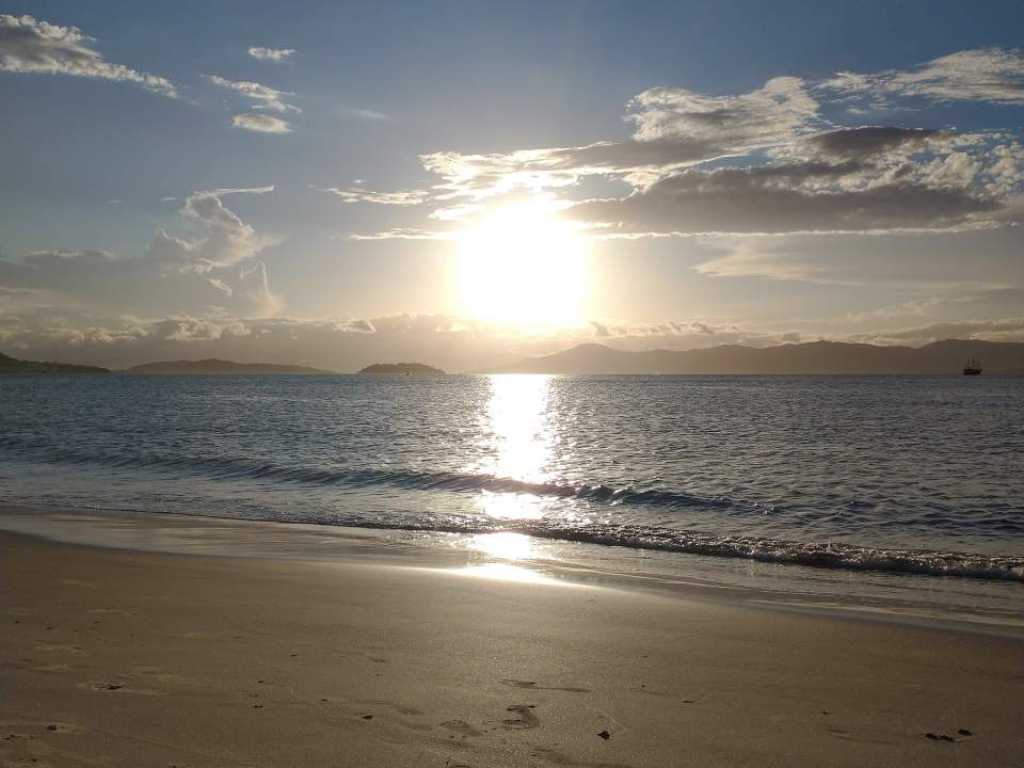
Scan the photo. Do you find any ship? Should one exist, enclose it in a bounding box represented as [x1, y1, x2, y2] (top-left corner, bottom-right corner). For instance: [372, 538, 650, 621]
[963, 357, 982, 376]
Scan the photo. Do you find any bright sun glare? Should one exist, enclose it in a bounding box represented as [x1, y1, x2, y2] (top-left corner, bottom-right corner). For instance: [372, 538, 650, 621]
[455, 201, 589, 328]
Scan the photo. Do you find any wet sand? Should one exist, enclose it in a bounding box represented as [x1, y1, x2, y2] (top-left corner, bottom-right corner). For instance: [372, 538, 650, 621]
[2, 529, 1023, 767]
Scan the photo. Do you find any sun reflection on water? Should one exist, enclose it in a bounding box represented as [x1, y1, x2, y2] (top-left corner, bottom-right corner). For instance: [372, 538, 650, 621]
[477, 374, 554, 520]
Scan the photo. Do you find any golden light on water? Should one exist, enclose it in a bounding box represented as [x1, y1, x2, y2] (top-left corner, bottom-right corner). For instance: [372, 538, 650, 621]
[476, 374, 554, 521]
[455, 202, 589, 328]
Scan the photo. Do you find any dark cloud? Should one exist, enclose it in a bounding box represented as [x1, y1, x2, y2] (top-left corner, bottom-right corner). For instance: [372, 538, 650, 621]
[571, 165, 998, 235]
[806, 127, 938, 159]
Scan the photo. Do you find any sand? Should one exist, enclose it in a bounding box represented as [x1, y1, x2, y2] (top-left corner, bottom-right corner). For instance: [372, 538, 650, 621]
[2, 528, 1023, 767]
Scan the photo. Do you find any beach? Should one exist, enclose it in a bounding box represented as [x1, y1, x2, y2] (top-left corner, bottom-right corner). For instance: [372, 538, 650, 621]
[3, 518, 1023, 768]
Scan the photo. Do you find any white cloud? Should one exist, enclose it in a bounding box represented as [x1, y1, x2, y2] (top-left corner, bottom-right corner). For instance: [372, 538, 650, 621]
[348, 228, 456, 241]
[628, 76, 821, 146]
[208, 185, 276, 197]
[206, 74, 299, 113]
[248, 46, 294, 63]
[823, 47, 1024, 106]
[232, 113, 291, 134]
[0, 14, 177, 97]
[149, 188, 275, 271]
[319, 186, 428, 206]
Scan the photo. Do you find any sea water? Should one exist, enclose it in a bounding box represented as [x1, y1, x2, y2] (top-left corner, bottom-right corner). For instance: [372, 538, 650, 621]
[1, 374, 1022, 620]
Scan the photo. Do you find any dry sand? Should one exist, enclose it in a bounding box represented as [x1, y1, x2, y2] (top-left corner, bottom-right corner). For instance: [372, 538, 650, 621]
[2, 529, 1023, 767]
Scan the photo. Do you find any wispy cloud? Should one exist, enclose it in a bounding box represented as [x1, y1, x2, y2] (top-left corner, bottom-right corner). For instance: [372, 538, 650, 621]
[205, 74, 299, 113]
[206, 74, 299, 134]
[339, 107, 390, 121]
[823, 47, 1024, 106]
[232, 113, 291, 134]
[0, 14, 177, 97]
[248, 46, 294, 63]
[319, 186, 428, 206]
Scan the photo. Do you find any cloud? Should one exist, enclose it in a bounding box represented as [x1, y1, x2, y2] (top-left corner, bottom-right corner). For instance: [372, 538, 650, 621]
[823, 47, 1024, 106]
[232, 113, 291, 134]
[398, 65, 1022, 240]
[588, 319, 724, 340]
[148, 188, 275, 271]
[339, 107, 390, 121]
[412, 78, 823, 208]
[0, 14, 177, 97]
[150, 316, 250, 342]
[852, 318, 1024, 347]
[208, 185, 275, 197]
[804, 127, 939, 160]
[206, 74, 298, 134]
[570, 164, 998, 237]
[206, 74, 299, 113]
[336, 318, 375, 333]
[348, 227, 457, 241]
[690, 226, 1024, 289]
[0, 187, 282, 321]
[319, 186, 428, 206]
[628, 76, 821, 146]
[247, 46, 294, 63]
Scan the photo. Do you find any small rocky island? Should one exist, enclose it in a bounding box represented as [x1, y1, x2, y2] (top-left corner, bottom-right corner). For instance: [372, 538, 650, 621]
[358, 362, 445, 375]
[0, 352, 109, 374]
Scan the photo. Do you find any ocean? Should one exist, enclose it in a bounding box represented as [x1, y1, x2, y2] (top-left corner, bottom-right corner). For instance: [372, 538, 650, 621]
[2, 373, 1022, 622]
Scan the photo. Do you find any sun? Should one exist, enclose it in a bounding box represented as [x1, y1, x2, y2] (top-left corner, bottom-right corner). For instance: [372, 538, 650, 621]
[454, 201, 589, 328]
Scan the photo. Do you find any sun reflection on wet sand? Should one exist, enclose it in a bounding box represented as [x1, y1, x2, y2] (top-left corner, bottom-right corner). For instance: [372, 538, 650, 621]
[476, 374, 554, 520]
[454, 563, 575, 586]
[470, 531, 534, 560]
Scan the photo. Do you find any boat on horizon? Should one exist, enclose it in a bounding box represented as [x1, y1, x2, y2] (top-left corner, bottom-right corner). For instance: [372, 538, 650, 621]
[963, 358, 983, 375]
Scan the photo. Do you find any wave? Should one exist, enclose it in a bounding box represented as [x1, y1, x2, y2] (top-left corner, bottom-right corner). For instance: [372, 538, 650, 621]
[0, 436, 742, 512]
[298, 516, 1024, 583]
[2, 435, 1023, 582]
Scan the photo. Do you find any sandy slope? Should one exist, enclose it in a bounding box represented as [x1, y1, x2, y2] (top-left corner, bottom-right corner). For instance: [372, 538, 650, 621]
[2, 530, 1023, 767]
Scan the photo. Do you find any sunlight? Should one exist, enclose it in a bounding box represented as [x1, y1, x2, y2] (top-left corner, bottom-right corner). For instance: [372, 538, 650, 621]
[470, 532, 534, 560]
[455, 201, 589, 328]
[475, 374, 554, 520]
[453, 563, 571, 586]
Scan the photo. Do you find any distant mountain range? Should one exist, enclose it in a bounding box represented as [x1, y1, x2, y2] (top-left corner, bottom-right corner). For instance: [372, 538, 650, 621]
[4, 341, 1023, 377]
[126, 359, 332, 375]
[358, 362, 446, 375]
[492, 340, 1024, 375]
[0, 352, 109, 374]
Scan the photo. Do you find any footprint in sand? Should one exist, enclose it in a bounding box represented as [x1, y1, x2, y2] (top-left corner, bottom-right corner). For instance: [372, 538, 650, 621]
[501, 679, 590, 694]
[442, 720, 484, 738]
[79, 681, 162, 696]
[503, 705, 540, 730]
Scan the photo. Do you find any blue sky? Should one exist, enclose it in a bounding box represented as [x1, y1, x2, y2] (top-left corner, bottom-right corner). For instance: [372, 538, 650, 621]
[1, 1, 1023, 370]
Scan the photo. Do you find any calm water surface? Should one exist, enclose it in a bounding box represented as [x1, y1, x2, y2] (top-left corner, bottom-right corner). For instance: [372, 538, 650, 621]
[1, 374, 1022, 584]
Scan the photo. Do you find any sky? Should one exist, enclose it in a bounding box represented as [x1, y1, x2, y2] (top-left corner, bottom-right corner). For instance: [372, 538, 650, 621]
[1, 0, 1023, 371]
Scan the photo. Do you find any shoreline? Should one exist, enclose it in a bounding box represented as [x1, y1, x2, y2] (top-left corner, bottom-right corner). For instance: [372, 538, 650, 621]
[3, 526, 1024, 766]
[3, 503, 1024, 638]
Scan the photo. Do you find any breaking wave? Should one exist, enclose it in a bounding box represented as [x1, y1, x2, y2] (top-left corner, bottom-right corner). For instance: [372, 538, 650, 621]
[2, 435, 1023, 583]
